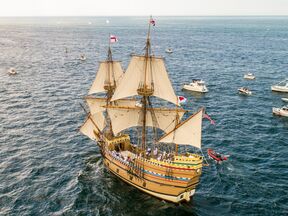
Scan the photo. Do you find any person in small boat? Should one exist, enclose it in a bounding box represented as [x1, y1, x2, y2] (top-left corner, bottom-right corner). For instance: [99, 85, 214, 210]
[215, 152, 221, 158]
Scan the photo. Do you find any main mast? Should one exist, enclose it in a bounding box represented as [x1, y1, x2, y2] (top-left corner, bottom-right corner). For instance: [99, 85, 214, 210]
[137, 18, 154, 153]
[101, 37, 118, 138]
[104, 38, 116, 102]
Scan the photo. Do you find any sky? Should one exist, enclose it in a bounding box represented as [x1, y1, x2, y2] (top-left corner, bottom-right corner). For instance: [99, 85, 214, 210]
[0, 0, 288, 16]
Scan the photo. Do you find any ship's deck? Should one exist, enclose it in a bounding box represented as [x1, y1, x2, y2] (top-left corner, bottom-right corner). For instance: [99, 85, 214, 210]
[108, 148, 203, 169]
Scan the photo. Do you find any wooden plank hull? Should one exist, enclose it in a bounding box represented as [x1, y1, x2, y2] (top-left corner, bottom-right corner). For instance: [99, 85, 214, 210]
[103, 151, 202, 203]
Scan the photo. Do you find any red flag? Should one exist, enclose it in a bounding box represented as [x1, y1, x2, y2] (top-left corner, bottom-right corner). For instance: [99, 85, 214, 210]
[177, 96, 187, 105]
[150, 19, 155, 26]
[203, 113, 215, 125]
[110, 35, 118, 43]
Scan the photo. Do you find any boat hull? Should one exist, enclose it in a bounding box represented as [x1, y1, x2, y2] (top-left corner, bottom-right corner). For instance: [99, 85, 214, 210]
[244, 76, 255, 80]
[272, 108, 288, 117]
[271, 86, 288, 93]
[182, 84, 208, 93]
[102, 150, 201, 203]
[238, 89, 252, 95]
[282, 98, 288, 102]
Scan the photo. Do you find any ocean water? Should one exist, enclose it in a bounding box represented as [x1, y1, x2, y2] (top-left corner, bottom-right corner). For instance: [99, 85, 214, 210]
[0, 16, 288, 215]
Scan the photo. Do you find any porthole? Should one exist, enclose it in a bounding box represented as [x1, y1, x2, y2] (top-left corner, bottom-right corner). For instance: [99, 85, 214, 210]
[180, 195, 184, 199]
[116, 168, 119, 173]
[143, 182, 146, 187]
[130, 176, 133, 181]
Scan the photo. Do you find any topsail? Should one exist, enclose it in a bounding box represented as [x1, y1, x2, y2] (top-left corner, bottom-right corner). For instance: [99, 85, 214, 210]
[89, 61, 124, 95]
[111, 56, 178, 105]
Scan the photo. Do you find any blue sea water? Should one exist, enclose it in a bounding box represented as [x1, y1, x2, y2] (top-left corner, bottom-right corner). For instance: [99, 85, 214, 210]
[0, 16, 288, 215]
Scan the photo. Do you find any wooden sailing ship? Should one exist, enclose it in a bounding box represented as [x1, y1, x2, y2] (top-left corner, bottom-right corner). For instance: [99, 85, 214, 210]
[80, 18, 206, 203]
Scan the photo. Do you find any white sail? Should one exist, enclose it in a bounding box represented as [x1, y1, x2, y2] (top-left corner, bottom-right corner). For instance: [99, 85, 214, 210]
[107, 106, 186, 135]
[111, 56, 178, 105]
[85, 97, 137, 115]
[80, 113, 106, 141]
[89, 61, 124, 95]
[86, 97, 107, 114]
[157, 109, 203, 149]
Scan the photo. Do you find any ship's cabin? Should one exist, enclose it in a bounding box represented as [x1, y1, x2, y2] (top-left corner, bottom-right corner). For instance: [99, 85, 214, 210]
[106, 134, 133, 152]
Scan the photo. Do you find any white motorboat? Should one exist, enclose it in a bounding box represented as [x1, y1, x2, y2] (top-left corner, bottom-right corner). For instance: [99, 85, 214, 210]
[238, 87, 252, 96]
[272, 106, 288, 117]
[80, 54, 86, 61]
[282, 98, 288, 102]
[165, 48, 173, 54]
[244, 73, 255, 80]
[8, 68, 17, 75]
[182, 79, 208, 93]
[271, 79, 288, 93]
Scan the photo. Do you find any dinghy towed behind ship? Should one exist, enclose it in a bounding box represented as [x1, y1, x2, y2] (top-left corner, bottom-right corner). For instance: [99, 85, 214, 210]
[80, 18, 208, 203]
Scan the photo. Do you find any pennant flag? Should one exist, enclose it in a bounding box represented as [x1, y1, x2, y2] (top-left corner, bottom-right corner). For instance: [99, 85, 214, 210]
[150, 18, 156, 26]
[110, 35, 118, 43]
[203, 113, 215, 125]
[177, 96, 187, 105]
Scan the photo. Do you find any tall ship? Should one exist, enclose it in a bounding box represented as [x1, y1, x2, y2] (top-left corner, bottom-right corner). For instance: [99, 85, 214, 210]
[80, 18, 207, 203]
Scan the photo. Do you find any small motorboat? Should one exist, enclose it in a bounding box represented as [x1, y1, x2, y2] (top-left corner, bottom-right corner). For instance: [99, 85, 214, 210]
[271, 79, 288, 93]
[80, 54, 86, 61]
[282, 98, 288, 102]
[165, 48, 173, 54]
[8, 68, 17, 75]
[207, 148, 227, 163]
[244, 73, 255, 80]
[238, 87, 252, 96]
[272, 106, 288, 117]
[182, 79, 208, 93]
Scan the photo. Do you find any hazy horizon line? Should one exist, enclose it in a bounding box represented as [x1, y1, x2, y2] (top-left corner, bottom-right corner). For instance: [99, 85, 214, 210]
[1, 15, 288, 18]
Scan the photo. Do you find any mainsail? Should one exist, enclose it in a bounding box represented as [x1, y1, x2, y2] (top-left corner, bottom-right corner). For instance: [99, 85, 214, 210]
[157, 108, 203, 149]
[89, 61, 124, 95]
[111, 55, 178, 105]
[107, 106, 186, 135]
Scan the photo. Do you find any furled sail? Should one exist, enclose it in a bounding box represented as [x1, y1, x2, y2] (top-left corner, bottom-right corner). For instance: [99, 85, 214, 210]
[111, 56, 178, 105]
[80, 112, 106, 141]
[107, 106, 186, 135]
[85, 97, 137, 115]
[157, 109, 203, 149]
[89, 61, 124, 94]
